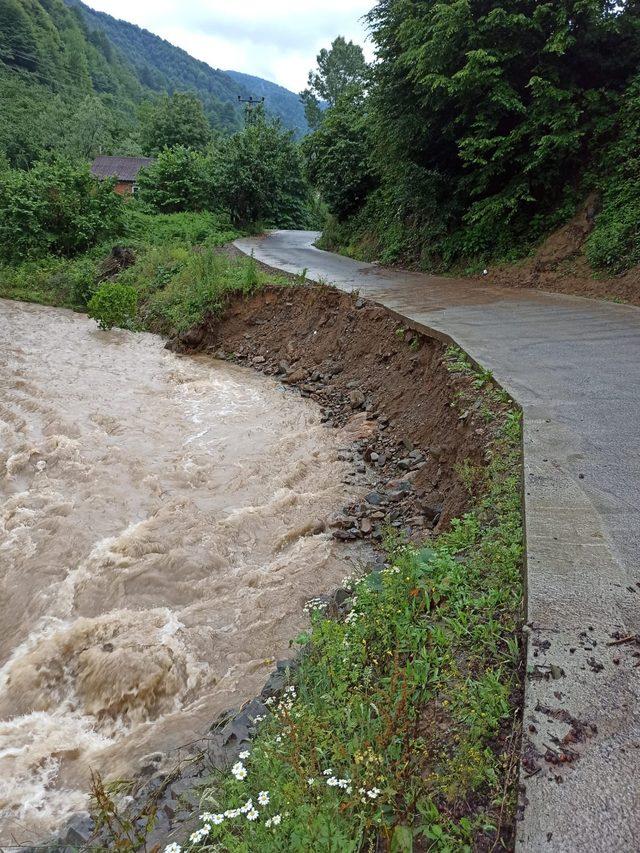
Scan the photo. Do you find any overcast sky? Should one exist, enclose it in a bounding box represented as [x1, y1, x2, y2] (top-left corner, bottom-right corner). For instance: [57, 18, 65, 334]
[83, 0, 374, 92]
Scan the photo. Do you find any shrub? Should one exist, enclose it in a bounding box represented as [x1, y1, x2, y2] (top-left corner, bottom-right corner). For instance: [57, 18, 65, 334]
[88, 282, 138, 330]
[0, 160, 124, 262]
[139, 249, 265, 334]
[213, 117, 312, 227]
[136, 146, 214, 213]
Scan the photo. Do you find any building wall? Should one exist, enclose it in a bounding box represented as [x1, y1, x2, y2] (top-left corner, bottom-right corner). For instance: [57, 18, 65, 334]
[114, 181, 134, 195]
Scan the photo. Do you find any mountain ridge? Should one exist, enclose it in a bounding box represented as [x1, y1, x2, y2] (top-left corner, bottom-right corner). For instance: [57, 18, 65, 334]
[64, 0, 307, 134]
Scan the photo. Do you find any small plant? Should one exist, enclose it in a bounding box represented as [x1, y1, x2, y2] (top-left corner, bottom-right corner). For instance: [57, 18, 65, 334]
[88, 282, 138, 331]
[90, 771, 156, 852]
[242, 254, 259, 291]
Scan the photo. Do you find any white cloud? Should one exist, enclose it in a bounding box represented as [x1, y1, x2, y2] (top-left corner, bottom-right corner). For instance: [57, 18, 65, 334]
[83, 0, 374, 91]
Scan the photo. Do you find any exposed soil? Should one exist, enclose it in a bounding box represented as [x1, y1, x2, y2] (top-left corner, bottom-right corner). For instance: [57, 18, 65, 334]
[478, 197, 640, 305]
[173, 284, 506, 537]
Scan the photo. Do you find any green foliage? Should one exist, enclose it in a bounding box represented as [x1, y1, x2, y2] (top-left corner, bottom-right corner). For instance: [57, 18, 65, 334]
[141, 92, 212, 154]
[300, 36, 369, 129]
[0, 160, 124, 262]
[214, 117, 312, 227]
[185, 396, 523, 852]
[66, 0, 246, 133]
[88, 281, 138, 330]
[303, 91, 377, 220]
[312, 1, 640, 270]
[136, 250, 265, 334]
[124, 208, 237, 248]
[137, 146, 213, 212]
[586, 74, 640, 273]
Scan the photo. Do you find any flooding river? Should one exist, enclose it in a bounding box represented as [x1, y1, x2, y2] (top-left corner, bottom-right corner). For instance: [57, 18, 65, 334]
[0, 299, 363, 844]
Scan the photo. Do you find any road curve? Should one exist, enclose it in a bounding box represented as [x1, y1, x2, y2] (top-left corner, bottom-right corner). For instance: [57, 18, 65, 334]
[235, 230, 640, 852]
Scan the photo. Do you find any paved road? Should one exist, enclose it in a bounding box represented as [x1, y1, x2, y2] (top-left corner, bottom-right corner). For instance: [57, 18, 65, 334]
[236, 230, 640, 852]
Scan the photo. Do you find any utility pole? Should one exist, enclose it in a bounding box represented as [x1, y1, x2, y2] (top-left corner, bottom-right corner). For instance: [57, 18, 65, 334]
[237, 95, 265, 125]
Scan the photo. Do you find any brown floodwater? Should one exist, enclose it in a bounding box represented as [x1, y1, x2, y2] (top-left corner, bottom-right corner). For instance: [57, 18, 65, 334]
[0, 299, 365, 844]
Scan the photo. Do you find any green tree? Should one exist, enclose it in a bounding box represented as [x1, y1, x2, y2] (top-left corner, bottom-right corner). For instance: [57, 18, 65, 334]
[137, 146, 213, 212]
[303, 90, 377, 220]
[213, 118, 310, 226]
[141, 92, 212, 154]
[299, 36, 368, 129]
[64, 95, 114, 160]
[352, 0, 640, 263]
[0, 0, 39, 71]
[0, 160, 124, 262]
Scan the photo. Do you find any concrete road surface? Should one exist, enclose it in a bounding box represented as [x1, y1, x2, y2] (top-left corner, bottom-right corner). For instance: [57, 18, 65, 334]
[235, 230, 640, 852]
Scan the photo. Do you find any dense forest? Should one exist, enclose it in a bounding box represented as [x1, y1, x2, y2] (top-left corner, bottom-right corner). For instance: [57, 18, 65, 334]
[304, 1, 640, 280]
[0, 0, 307, 168]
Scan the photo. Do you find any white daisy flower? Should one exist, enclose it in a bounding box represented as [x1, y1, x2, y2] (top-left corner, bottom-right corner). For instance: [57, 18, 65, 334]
[257, 791, 270, 806]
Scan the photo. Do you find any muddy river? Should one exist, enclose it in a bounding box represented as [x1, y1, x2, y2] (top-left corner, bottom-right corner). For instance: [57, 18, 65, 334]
[0, 299, 364, 844]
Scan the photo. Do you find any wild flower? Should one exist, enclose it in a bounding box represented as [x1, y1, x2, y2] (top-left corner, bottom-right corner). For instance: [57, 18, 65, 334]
[225, 808, 241, 818]
[323, 768, 333, 775]
[326, 776, 339, 786]
[307, 777, 315, 786]
[200, 812, 213, 822]
[189, 826, 209, 844]
[211, 814, 224, 825]
[257, 790, 270, 806]
[367, 787, 382, 799]
[246, 808, 259, 821]
[164, 845, 181, 853]
[265, 814, 282, 828]
[231, 761, 247, 781]
[239, 750, 250, 759]
[240, 799, 253, 814]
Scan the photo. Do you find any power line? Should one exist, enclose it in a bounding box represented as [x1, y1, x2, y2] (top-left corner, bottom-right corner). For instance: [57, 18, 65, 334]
[237, 94, 264, 124]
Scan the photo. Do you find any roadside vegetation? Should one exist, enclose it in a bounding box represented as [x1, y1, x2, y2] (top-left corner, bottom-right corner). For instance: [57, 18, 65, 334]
[302, 3, 640, 280]
[165, 355, 524, 853]
[0, 111, 307, 334]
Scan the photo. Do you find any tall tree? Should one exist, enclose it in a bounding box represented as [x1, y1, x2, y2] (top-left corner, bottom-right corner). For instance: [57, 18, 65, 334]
[141, 91, 212, 154]
[300, 36, 368, 129]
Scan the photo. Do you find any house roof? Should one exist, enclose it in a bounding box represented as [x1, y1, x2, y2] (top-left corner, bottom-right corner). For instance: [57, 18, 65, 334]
[90, 155, 155, 182]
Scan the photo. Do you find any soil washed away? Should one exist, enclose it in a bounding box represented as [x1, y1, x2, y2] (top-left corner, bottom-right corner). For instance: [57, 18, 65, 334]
[0, 299, 364, 844]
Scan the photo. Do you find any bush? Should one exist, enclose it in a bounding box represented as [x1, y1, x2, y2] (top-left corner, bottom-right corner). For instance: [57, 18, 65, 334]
[0, 160, 124, 262]
[213, 117, 312, 227]
[136, 146, 214, 213]
[137, 249, 265, 334]
[125, 208, 238, 248]
[586, 76, 640, 274]
[88, 281, 138, 330]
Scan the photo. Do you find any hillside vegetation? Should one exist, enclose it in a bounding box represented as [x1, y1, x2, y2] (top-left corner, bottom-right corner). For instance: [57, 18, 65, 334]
[0, 0, 307, 169]
[305, 1, 640, 283]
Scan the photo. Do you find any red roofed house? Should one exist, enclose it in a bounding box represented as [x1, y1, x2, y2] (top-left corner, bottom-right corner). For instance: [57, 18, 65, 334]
[90, 155, 155, 195]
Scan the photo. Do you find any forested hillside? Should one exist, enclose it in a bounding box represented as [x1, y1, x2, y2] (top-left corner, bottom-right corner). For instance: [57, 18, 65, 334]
[305, 1, 640, 284]
[226, 70, 310, 138]
[0, 0, 145, 166]
[64, 0, 309, 135]
[64, 0, 245, 131]
[0, 0, 309, 169]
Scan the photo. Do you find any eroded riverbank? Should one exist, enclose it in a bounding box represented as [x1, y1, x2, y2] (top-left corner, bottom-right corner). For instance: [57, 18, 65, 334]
[0, 299, 369, 845]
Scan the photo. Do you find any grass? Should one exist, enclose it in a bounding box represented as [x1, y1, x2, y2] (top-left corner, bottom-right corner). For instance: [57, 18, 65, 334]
[0, 208, 288, 336]
[174, 357, 524, 853]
